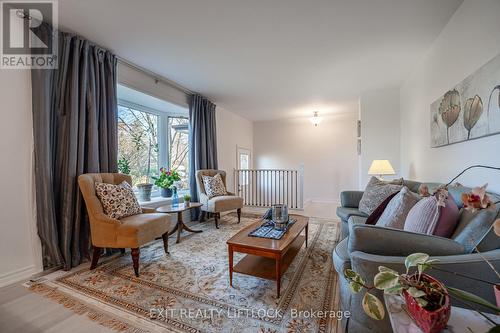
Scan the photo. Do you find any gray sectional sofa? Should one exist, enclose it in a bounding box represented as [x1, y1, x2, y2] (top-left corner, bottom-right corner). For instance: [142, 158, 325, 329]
[333, 180, 500, 333]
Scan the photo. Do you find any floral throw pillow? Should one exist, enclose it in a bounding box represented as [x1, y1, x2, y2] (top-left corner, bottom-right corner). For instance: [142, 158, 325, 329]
[202, 173, 227, 198]
[95, 181, 142, 219]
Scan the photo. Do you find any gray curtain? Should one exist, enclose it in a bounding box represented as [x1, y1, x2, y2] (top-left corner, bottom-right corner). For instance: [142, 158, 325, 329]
[31, 25, 118, 270]
[189, 94, 218, 217]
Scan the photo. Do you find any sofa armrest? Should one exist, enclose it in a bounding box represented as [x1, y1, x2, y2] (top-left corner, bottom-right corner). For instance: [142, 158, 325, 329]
[340, 190, 364, 208]
[348, 224, 465, 257]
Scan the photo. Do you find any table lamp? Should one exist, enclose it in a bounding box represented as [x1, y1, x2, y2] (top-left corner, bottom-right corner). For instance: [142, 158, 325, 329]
[368, 160, 395, 180]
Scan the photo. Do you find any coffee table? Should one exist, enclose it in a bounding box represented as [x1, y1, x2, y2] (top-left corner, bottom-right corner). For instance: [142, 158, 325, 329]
[226, 215, 308, 298]
[156, 202, 203, 243]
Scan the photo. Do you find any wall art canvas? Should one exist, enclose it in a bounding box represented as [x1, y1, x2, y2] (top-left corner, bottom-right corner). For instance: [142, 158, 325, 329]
[430, 53, 500, 147]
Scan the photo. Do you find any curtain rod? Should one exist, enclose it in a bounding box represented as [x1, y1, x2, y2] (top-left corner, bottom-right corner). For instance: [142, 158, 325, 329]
[116, 57, 195, 96]
[15, 9, 195, 96]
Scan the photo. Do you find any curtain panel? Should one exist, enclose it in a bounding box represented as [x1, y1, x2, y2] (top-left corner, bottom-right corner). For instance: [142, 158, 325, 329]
[188, 94, 218, 218]
[31, 25, 118, 270]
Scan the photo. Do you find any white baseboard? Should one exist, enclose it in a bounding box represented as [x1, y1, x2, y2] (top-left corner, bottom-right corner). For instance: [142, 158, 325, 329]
[304, 199, 340, 206]
[0, 265, 38, 287]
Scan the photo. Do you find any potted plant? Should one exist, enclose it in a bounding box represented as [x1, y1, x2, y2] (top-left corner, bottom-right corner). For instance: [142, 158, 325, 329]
[345, 253, 500, 333]
[137, 183, 153, 201]
[152, 168, 181, 198]
[183, 194, 191, 206]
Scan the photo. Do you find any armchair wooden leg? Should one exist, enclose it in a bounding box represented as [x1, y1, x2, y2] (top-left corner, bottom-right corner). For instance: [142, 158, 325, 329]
[131, 248, 140, 277]
[90, 247, 102, 270]
[237, 208, 241, 223]
[214, 213, 219, 229]
[162, 232, 169, 254]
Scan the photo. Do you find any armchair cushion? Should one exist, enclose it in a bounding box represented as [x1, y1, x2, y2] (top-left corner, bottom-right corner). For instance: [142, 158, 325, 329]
[95, 181, 142, 219]
[205, 195, 243, 213]
[117, 213, 170, 248]
[348, 224, 465, 257]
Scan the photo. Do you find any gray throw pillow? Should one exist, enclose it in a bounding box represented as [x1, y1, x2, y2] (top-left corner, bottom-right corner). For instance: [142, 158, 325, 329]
[359, 177, 403, 215]
[377, 186, 420, 229]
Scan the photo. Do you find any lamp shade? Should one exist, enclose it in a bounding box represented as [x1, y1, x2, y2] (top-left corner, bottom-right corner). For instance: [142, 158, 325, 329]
[368, 160, 395, 176]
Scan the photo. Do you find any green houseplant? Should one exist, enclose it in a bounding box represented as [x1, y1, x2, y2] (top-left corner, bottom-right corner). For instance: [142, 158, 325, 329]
[152, 168, 181, 198]
[183, 194, 191, 206]
[345, 253, 500, 333]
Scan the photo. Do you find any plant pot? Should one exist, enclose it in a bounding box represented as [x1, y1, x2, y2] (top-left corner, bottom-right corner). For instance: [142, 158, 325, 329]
[161, 187, 173, 198]
[137, 183, 153, 202]
[403, 274, 451, 333]
[495, 284, 500, 313]
[184, 200, 190, 207]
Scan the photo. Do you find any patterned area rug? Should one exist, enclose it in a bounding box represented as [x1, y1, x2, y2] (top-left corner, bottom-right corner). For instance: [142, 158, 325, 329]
[28, 213, 341, 333]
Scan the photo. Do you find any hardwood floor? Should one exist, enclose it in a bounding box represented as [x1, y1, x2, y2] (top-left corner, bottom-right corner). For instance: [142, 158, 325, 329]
[0, 205, 340, 333]
[0, 283, 114, 333]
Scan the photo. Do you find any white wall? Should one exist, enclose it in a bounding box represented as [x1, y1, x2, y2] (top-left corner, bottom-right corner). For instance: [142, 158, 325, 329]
[0, 70, 42, 286]
[360, 88, 401, 187]
[400, 0, 500, 193]
[253, 112, 359, 204]
[217, 107, 254, 192]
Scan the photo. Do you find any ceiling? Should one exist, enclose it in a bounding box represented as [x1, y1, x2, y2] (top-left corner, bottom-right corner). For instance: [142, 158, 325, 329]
[58, 0, 462, 121]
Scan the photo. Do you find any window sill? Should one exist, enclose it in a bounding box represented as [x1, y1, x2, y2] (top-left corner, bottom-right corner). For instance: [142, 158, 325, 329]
[138, 190, 190, 209]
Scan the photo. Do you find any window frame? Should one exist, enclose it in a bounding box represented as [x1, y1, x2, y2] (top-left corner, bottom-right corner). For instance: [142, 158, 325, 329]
[117, 99, 189, 195]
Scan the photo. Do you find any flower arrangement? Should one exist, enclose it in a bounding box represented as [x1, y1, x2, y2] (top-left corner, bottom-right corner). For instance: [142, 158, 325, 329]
[152, 168, 181, 189]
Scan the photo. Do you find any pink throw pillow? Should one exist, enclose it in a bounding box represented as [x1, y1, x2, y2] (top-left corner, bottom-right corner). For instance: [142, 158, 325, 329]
[404, 193, 459, 237]
[433, 195, 459, 238]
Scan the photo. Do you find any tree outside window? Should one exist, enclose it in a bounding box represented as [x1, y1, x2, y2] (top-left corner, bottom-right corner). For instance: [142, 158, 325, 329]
[118, 105, 159, 186]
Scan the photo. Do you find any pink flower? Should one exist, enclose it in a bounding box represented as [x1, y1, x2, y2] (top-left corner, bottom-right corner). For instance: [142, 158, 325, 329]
[462, 184, 492, 211]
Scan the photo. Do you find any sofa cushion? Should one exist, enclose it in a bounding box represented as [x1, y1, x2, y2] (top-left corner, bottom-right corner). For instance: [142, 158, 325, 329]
[452, 206, 499, 252]
[206, 195, 244, 212]
[377, 186, 419, 229]
[365, 191, 399, 225]
[404, 196, 440, 234]
[433, 195, 460, 238]
[359, 177, 403, 215]
[336, 207, 368, 221]
[95, 181, 142, 219]
[332, 238, 351, 274]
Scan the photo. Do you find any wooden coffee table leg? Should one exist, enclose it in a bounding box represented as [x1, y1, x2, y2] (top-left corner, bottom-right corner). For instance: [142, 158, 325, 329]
[175, 210, 203, 243]
[275, 255, 281, 298]
[305, 222, 308, 248]
[176, 212, 183, 243]
[228, 245, 233, 287]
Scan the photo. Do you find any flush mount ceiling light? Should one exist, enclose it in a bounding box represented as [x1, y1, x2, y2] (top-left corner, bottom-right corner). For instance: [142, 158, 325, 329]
[310, 111, 322, 126]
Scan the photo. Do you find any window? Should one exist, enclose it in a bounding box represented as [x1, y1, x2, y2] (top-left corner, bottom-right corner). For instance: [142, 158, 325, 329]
[117, 86, 189, 196]
[168, 117, 189, 189]
[118, 105, 159, 186]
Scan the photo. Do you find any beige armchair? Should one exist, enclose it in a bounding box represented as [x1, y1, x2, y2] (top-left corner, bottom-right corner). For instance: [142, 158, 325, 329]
[78, 173, 172, 277]
[196, 169, 243, 228]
